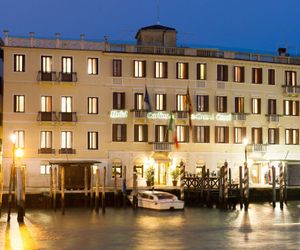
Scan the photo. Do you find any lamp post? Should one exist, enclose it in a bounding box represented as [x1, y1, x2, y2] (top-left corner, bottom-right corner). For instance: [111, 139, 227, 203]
[242, 137, 249, 211]
[7, 134, 17, 222]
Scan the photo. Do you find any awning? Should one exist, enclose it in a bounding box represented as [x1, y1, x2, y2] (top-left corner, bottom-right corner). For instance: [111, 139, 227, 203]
[150, 152, 171, 162]
[48, 160, 101, 167]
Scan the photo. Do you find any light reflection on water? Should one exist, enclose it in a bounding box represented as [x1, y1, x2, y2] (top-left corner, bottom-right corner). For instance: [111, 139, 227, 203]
[0, 202, 300, 250]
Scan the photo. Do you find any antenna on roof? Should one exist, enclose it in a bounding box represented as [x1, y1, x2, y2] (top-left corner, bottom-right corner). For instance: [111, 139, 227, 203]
[156, 0, 160, 24]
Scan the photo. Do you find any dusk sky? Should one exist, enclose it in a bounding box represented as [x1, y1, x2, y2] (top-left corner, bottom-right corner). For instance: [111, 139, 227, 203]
[1, 0, 300, 54]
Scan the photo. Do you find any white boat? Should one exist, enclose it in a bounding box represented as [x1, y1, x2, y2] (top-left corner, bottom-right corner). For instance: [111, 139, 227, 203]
[129, 190, 184, 210]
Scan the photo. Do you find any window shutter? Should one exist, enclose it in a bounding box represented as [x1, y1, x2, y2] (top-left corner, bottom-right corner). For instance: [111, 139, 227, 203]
[143, 61, 146, 77]
[205, 126, 210, 143]
[259, 128, 263, 144]
[224, 65, 228, 81]
[176, 63, 179, 79]
[163, 94, 167, 111]
[121, 93, 125, 109]
[164, 62, 168, 78]
[185, 126, 189, 142]
[297, 101, 299, 116]
[22, 55, 25, 71]
[215, 127, 218, 143]
[258, 99, 261, 114]
[224, 97, 227, 112]
[186, 63, 189, 79]
[112, 124, 117, 141]
[241, 67, 245, 82]
[196, 64, 200, 80]
[122, 124, 127, 142]
[235, 97, 238, 113]
[252, 68, 255, 83]
[217, 65, 221, 81]
[193, 127, 197, 142]
[144, 125, 148, 142]
[113, 93, 117, 109]
[204, 96, 209, 112]
[225, 127, 229, 143]
[134, 125, 138, 142]
[275, 128, 279, 144]
[155, 125, 159, 142]
[259, 68, 262, 83]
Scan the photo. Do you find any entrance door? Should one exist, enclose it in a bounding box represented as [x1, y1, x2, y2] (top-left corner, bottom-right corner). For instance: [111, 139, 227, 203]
[250, 164, 260, 184]
[154, 162, 168, 185]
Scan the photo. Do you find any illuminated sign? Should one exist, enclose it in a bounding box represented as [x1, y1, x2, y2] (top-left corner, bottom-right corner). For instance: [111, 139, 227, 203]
[110, 110, 128, 118]
[191, 113, 232, 121]
[147, 112, 170, 120]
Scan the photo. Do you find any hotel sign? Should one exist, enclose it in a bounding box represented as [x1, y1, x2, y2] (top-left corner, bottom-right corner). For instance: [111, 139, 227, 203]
[191, 113, 232, 121]
[110, 110, 128, 118]
[147, 112, 170, 120]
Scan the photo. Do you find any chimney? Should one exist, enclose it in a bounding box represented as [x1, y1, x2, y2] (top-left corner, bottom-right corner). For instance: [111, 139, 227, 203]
[278, 47, 287, 56]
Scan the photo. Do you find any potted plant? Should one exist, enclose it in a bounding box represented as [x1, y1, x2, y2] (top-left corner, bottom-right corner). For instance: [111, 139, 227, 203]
[170, 168, 180, 186]
[145, 166, 154, 186]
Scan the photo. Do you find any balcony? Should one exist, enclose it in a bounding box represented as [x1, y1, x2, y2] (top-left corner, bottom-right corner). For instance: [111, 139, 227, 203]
[150, 142, 172, 152]
[59, 72, 77, 82]
[246, 144, 267, 153]
[232, 113, 247, 121]
[174, 111, 189, 119]
[266, 114, 280, 122]
[282, 85, 300, 96]
[37, 71, 56, 82]
[59, 148, 76, 154]
[58, 112, 77, 122]
[37, 111, 57, 122]
[38, 148, 55, 154]
[130, 109, 148, 118]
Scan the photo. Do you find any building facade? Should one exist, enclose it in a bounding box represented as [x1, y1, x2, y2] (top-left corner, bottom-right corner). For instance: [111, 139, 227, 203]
[1, 25, 300, 189]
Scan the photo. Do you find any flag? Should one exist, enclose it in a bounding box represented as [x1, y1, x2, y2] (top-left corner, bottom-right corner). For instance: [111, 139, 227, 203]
[144, 86, 152, 112]
[186, 86, 193, 130]
[166, 112, 179, 149]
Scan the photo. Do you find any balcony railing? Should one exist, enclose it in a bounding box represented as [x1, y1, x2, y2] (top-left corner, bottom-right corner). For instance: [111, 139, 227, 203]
[37, 111, 57, 122]
[38, 148, 55, 154]
[59, 72, 77, 82]
[266, 114, 280, 122]
[58, 112, 77, 122]
[174, 111, 189, 119]
[130, 109, 148, 118]
[232, 113, 247, 121]
[246, 144, 267, 153]
[150, 142, 172, 152]
[282, 85, 300, 95]
[37, 71, 57, 81]
[59, 148, 76, 154]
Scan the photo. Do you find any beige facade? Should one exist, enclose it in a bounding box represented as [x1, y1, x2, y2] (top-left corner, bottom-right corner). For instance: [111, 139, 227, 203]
[1, 25, 300, 188]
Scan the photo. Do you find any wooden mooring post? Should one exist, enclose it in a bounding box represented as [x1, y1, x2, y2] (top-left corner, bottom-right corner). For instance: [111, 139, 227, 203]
[102, 167, 106, 214]
[53, 167, 57, 212]
[279, 164, 284, 210]
[272, 166, 276, 208]
[95, 168, 99, 213]
[206, 169, 211, 207]
[180, 161, 185, 201]
[17, 166, 26, 223]
[61, 166, 65, 215]
[7, 162, 15, 222]
[243, 162, 249, 211]
[239, 166, 243, 210]
[132, 167, 138, 210]
[224, 162, 228, 209]
[90, 166, 94, 210]
[218, 167, 223, 207]
[114, 166, 118, 207]
[49, 166, 53, 209]
[284, 164, 287, 205]
[84, 166, 88, 208]
[0, 165, 4, 217]
[122, 166, 127, 208]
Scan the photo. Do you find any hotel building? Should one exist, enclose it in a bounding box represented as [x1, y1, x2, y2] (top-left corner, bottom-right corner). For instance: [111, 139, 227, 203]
[1, 25, 300, 189]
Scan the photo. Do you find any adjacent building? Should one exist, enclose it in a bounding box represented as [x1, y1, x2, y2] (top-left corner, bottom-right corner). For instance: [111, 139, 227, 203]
[1, 24, 300, 189]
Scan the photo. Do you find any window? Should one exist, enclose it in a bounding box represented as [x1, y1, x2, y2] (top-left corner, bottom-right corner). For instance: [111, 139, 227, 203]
[41, 96, 52, 112]
[41, 56, 52, 73]
[251, 98, 261, 114]
[134, 60, 146, 77]
[268, 128, 279, 144]
[196, 95, 209, 112]
[14, 95, 25, 113]
[87, 58, 98, 75]
[88, 97, 98, 114]
[217, 65, 228, 81]
[40, 165, 51, 175]
[155, 125, 167, 142]
[134, 124, 148, 142]
[176, 94, 187, 111]
[216, 96, 227, 113]
[61, 96, 73, 112]
[234, 66, 244, 82]
[40, 131, 52, 149]
[112, 165, 122, 178]
[14, 54, 25, 72]
[113, 92, 125, 109]
[61, 131, 73, 149]
[233, 127, 246, 144]
[285, 71, 297, 86]
[284, 100, 299, 116]
[155, 94, 166, 111]
[134, 93, 143, 110]
[14, 130, 25, 148]
[268, 69, 275, 85]
[234, 97, 244, 113]
[62, 57, 72, 73]
[215, 126, 229, 143]
[155, 61, 167, 78]
[112, 124, 127, 142]
[194, 126, 210, 143]
[177, 62, 189, 79]
[252, 68, 262, 84]
[197, 63, 206, 80]
[113, 59, 122, 77]
[88, 131, 98, 150]
[268, 99, 277, 115]
[285, 129, 299, 145]
[251, 128, 263, 144]
[134, 165, 144, 177]
[176, 125, 189, 142]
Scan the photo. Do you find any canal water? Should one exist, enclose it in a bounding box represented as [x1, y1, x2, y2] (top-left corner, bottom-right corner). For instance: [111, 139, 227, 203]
[0, 202, 300, 250]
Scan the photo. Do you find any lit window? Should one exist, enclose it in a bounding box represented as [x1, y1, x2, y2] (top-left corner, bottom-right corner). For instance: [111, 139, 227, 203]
[176, 94, 186, 111]
[268, 128, 279, 144]
[134, 60, 146, 77]
[251, 128, 262, 144]
[234, 97, 244, 113]
[196, 95, 209, 112]
[215, 126, 229, 143]
[217, 65, 228, 81]
[88, 97, 98, 114]
[14, 95, 25, 113]
[284, 100, 299, 116]
[285, 71, 297, 86]
[40, 131, 52, 149]
[134, 93, 144, 110]
[234, 66, 244, 82]
[61, 131, 73, 149]
[112, 165, 122, 178]
[155, 125, 167, 142]
[177, 62, 188, 79]
[194, 126, 210, 143]
[41, 96, 52, 112]
[155, 61, 167, 78]
[112, 124, 127, 142]
[61, 96, 73, 112]
[13, 130, 25, 148]
[134, 165, 144, 177]
[87, 58, 98, 75]
[88, 131, 98, 150]
[134, 124, 148, 142]
[216, 96, 227, 113]
[113, 92, 125, 109]
[197, 63, 206, 80]
[252, 98, 261, 114]
[268, 99, 277, 115]
[285, 129, 299, 145]
[176, 125, 189, 142]
[113, 59, 122, 77]
[252, 68, 262, 84]
[14, 54, 25, 72]
[233, 127, 246, 144]
[268, 69, 275, 85]
[40, 165, 51, 175]
[155, 94, 166, 111]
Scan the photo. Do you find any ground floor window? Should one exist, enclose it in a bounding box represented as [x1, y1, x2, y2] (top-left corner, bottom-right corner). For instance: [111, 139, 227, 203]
[134, 165, 144, 178]
[112, 165, 122, 178]
[40, 165, 51, 175]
